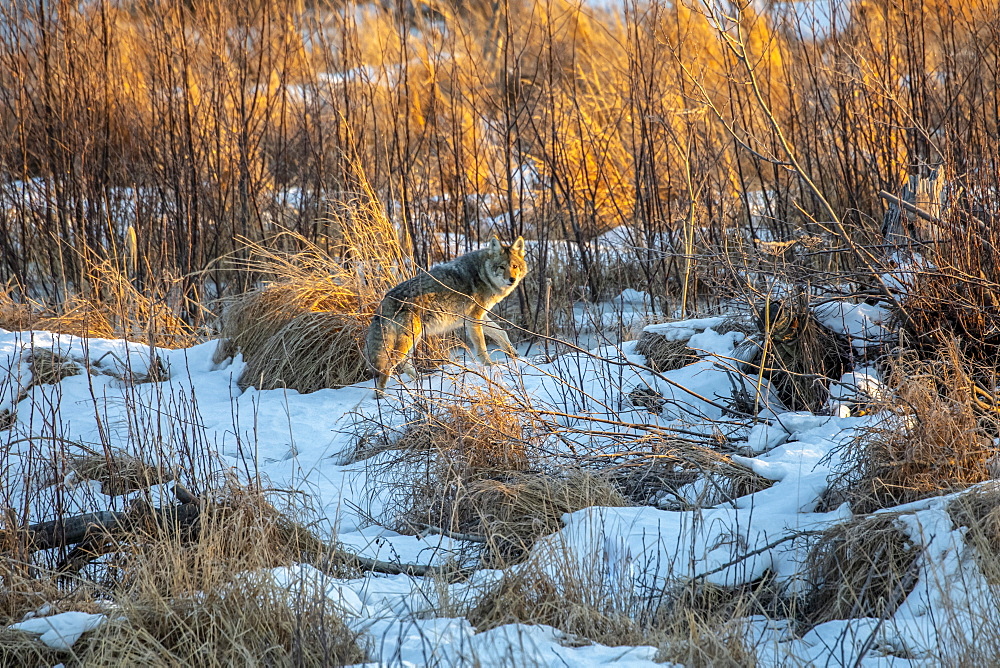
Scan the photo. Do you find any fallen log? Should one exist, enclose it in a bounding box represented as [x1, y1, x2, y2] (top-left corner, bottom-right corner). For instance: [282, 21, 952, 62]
[14, 505, 470, 579]
[23, 505, 202, 553]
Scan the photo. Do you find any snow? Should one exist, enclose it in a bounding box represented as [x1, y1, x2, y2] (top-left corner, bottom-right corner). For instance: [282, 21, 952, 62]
[9, 611, 108, 650]
[814, 300, 892, 349]
[0, 300, 994, 664]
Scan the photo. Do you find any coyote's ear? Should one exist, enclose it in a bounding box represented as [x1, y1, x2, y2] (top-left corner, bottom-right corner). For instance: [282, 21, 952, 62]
[511, 236, 525, 253]
[488, 235, 502, 252]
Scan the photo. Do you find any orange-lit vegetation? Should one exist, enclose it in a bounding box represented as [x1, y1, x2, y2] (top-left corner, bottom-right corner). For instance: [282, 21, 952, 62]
[3, 0, 1000, 662]
[0, 0, 994, 320]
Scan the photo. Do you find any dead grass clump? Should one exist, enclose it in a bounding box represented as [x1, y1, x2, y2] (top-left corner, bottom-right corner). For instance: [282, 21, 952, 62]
[627, 386, 667, 414]
[604, 441, 774, 510]
[0, 409, 14, 431]
[652, 579, 764, 667]
[0, 563, 100, 627]
[387, 392, 532, 473]
[895, 262, 1000, 368]
[947, 487, 1000, 584]
[213, 203, 408, 369]
[213, 279, 363, 367]
[363, 390, 625, 564]
[0, 627, 69, 667]
[467, 557, 643, 647]
[823, 347, 996, 514]
[714, 316, 758, 337]
[0, 290, 39, 332]
[634, 330, 698, 372]
[78, 579, 367, 667]
[68, 487, 368, 666]
[66, 450, 174, 497]
[27, 348, 82, 385]
[237, 310, 372, 393]
[3, 477, 363, 667]
[467, 556, 756, 666]
[800, 514, 919, 628]
[453, 472, 628, 564]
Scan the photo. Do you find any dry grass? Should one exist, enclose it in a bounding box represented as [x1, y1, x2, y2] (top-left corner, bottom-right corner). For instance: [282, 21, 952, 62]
[0, 347, 84, 431]
[800, 514, 919, 628]
[360, 387, 628, 564]
[354, 386, 534, 468]
[467, 551, 758, 667]
[33, 296, 116, 341]
[237, 310, 373, 393]
[604, 445, 774, 510]
[78, 577, 366, 667]
[65, 450, 174, 498]
[1, 479, 364, 666]
[0, 290, 39, 332]
[453, 471, 628, 565]
[27, 348, 82, 385]
[212, 273, 365, 368]
[895, 246, 1000, 369]
[467, 556, 644, 646]
[1, 257, 197, 348]
[948, 487, 1000, 584]
[634, 330, 698, 373]
[823, 344, 996, 513]
[0, 627, 69, 667]
[652, 580, 764, 667]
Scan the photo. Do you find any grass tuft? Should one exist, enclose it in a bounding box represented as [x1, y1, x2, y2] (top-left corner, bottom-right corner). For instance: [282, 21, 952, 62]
[800, 514, 919, 628]
[237, 310, 372, 393]
[823, 343, 996, 513]
[634, 330, 698, 372]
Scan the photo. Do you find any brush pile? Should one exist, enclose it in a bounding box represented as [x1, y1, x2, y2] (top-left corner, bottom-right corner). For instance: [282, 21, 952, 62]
[733, 296, 852, 412]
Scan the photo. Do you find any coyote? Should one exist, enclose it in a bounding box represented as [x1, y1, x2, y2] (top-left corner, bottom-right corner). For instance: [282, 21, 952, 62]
[365, 236, 528, 390]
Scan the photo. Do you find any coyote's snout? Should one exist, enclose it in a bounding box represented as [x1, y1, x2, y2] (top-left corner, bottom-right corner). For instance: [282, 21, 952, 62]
[365, 236, 528, 391]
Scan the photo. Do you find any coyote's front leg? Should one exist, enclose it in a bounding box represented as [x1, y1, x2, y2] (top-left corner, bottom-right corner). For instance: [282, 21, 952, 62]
[466, 308, 493, 366]
[482, 314, 518, 358]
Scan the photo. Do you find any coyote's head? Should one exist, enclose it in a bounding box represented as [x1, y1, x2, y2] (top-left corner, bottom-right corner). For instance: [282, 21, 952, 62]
[484, 235, 528, 289]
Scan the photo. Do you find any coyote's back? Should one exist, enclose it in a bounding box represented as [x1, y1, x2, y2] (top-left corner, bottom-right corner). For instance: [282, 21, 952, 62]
[365, 236, 528, 390]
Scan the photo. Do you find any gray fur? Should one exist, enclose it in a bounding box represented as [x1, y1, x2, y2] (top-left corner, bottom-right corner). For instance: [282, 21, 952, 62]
[365, 236, 528, 390]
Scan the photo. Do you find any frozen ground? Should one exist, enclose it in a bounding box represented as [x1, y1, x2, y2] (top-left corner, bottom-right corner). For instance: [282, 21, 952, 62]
[1, 299, 996, 666]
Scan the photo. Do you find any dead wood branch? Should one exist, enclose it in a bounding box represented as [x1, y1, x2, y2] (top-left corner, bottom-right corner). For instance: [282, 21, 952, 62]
[13, 505, 466, 579]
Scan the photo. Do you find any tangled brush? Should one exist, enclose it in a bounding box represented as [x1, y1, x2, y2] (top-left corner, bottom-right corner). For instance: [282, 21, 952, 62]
[822, 343, 997, 513]
[734, 297, 851, 412]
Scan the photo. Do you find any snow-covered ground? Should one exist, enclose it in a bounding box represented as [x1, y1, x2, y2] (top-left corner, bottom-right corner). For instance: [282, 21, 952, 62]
[2, 298, 997, 665]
